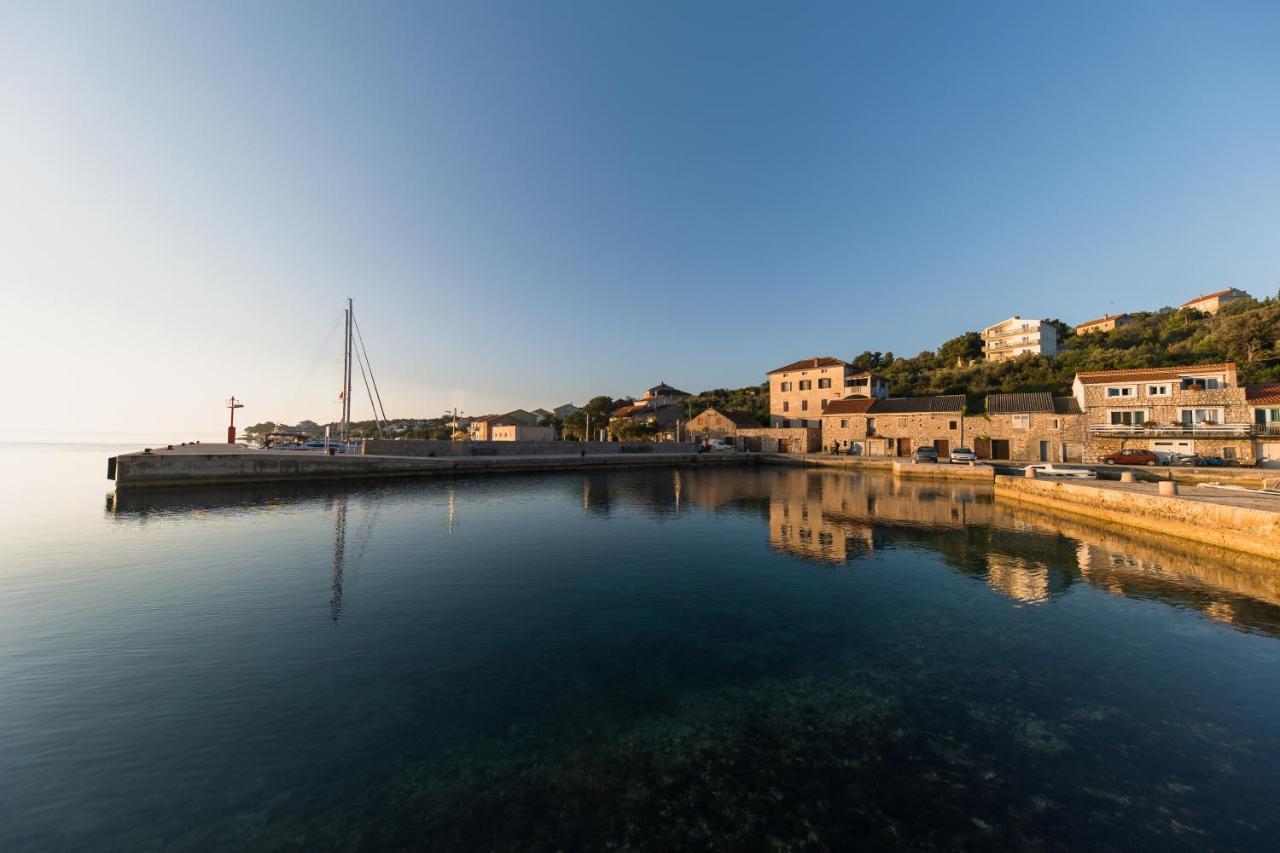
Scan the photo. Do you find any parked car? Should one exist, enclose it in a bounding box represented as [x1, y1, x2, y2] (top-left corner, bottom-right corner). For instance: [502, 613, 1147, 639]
[949, 447, 977, 463]
[913, 446, 939, 463]
[1100, 449, 1161, 466]
[706, 438, 736, 453]
[1025, 464, 1097, 479]
[1172, 454, 1236, 467]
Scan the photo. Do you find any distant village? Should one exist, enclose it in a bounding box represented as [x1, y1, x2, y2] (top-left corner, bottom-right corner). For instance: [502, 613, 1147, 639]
[254, 287, 1280, 467]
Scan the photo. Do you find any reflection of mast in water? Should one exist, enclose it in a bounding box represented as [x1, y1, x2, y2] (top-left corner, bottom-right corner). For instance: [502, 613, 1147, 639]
[673, 470, 682, 514]
[582, 477, 590, 512]
[447, 485, 456, 534]
[330, 495, 348, 622]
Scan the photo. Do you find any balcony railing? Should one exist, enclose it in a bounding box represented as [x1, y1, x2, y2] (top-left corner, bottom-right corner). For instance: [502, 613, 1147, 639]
[1089, 423, 1255, 437]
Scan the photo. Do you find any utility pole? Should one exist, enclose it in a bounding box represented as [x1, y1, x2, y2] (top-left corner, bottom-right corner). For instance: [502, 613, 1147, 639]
[226, 396, 244, 444]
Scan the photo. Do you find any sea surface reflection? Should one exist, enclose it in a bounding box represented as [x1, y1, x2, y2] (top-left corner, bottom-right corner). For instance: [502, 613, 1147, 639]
[3, 444, 1280, 851]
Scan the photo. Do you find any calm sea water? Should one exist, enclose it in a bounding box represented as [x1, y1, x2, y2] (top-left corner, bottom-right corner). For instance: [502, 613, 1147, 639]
[3, 444, 1280, 851]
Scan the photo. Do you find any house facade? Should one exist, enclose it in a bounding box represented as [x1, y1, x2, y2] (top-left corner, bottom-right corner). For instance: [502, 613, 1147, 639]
[768, 356, 890, 428]
[1248, 383, 1280, 467]
[1181, 288, 1250, 316]
[686, 407, 759, 440]
[980, 316, 1059, 362]
[490, 424, 554, 442]
[1075, 313, 1130, 336]
[1071, 363, 1257, 463]
[642, 382, 691, 407]
[467, 413, 513, 441]
[965, 393, 1084, 462]
[821, 396, 965, 457]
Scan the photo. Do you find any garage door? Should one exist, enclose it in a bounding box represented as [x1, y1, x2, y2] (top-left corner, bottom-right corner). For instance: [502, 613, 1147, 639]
[1151, 440, 1193, 461]
[1260, 443, 1280, 468]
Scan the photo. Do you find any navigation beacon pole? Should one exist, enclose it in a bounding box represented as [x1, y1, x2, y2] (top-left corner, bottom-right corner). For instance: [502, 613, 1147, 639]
[226, 396, 244, 444]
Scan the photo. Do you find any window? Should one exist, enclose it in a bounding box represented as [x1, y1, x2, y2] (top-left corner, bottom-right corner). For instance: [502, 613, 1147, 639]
[897, 417, 907, 427]
[820, 399, 828, 410]
[1222, 446, 1237, 460]
[801, 400, 809, 411]
[840, 419, 848, 428]
[1051, 418, 1060, 429]
[782, 401, 789, 412]
[846, 377, 867, 388]
[1012, 414, 1031, 429]
[1109, 410, 1146, 426]
[1147, 384, 1170, 397]
[1180, 408, 1223, 426]
[780, 381, 792, 392]
[818, 378, 831, 389]
[1181, 377, 1223, 390]
[1106, 386, 1134, 398]
[949, 420, 958, 430]
[798, 380, 812, 391]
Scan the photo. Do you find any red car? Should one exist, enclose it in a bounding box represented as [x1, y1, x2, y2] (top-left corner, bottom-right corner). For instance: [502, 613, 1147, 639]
[1101, 449, 1161, 466]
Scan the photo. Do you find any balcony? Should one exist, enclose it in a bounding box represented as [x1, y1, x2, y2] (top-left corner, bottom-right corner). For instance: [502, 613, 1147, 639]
[1089, 423, 1255, 438]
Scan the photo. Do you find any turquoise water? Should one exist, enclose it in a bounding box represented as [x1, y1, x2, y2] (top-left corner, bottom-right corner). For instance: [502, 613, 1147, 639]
[3, 444, 1280, 851]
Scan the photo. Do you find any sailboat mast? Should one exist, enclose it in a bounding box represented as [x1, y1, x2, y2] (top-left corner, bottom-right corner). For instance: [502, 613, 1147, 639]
[343, 298, 353, 442]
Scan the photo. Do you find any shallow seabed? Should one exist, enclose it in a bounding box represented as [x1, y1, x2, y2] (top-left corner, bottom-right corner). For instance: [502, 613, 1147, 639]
[2, 445, 1279, 851]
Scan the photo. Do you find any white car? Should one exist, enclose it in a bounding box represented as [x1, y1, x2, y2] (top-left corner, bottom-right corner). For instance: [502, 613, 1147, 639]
[706, 439, 736, 453]
[949, 447, 977, 463]
[1025, 464, 1097, 479]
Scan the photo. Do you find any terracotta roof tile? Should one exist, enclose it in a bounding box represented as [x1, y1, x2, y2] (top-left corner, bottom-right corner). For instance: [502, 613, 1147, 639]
[1181, 288, 1241, 307]
[822, 398, 876, 415]
[869, 395, 964, 414]
[1074, 363, 1235, 384]
[1246, 384, 1280, 404]
[1075, 313, 1128, 328]
[768, 356, 848, 375]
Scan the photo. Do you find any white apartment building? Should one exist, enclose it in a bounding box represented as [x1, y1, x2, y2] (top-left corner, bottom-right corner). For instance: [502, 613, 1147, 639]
[980, 316, 1059, 362]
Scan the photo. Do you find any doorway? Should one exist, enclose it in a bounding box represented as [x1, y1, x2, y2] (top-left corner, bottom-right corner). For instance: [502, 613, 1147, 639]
[991, 439, 1010, 460]
[1039, 441, 1049, 462]
[896, 438, 911, 456]
[934, 439, 950, 457]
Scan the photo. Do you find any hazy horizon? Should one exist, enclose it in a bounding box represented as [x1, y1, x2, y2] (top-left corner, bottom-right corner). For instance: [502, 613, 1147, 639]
[5, 1, 1279, 440]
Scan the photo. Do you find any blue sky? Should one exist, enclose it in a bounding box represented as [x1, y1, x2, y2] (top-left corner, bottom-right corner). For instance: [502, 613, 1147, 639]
[3, 1, 1278, 439]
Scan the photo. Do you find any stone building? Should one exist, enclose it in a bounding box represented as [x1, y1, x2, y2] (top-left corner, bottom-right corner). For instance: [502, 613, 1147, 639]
[964, 393, 1084, 462]
[820, 396, 965, 457]
[767, 356, 890, 428]
[737, 427, 821, 453]
[685, 407, 759, 441]
[980, 316, 1059, 362]
[490, 424, 554, 442]
[1074, 313, 1130, 336]
[467, 413, 515, 441]
[1247, 383, 1280, 467]
[1072, 363, 1256, 463]
[1180, 288, 1250, 315]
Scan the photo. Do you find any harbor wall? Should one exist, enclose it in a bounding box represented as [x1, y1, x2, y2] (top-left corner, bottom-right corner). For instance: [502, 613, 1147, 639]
[995, 475, 1280, 560]
[111, 448, 748, 488]
[360, 439, 697, 457]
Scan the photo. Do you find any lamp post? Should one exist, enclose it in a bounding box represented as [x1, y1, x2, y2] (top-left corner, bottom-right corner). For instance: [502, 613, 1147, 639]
[226, 396, 244, 444]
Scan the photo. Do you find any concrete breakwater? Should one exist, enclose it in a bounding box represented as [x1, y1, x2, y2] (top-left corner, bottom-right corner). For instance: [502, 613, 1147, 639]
[109, 445, 752, 489]
[995, 475, 1280, 560]
[763, 454, 995, 482]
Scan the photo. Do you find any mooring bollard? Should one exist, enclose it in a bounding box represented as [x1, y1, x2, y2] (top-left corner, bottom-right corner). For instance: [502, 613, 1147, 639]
[1158, 481, 1178, 496]
[1119, 471, 1135, 483]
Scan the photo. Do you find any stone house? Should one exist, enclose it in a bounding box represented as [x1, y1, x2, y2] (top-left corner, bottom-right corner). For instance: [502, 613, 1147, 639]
[1072, 363, 1256, 463]
[767, 356, 890, 428]
[1074, 313, 1130, 336]
[1247, 383, 1280, 467]
[1180, 288, 1250, 316]
[490, 424, 554, 442]
[821, 396, 966, 457]
[737, 427, 821, 454]
[965, 393, 1084, 462]
[467, 413, 515, 441]
[642, 382, 691, 407]
[685, 408, 759, 441]
[980, 316, 1059, 362]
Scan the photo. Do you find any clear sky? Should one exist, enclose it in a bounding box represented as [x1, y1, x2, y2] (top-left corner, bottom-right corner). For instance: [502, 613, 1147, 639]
[3, 1, 1278, 441]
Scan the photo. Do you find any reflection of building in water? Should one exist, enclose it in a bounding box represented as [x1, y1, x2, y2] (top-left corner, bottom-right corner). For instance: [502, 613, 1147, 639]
[1006, 503, 1280, 638]
[984, 553, 1056, 604]
[770, 490, 875, 564]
